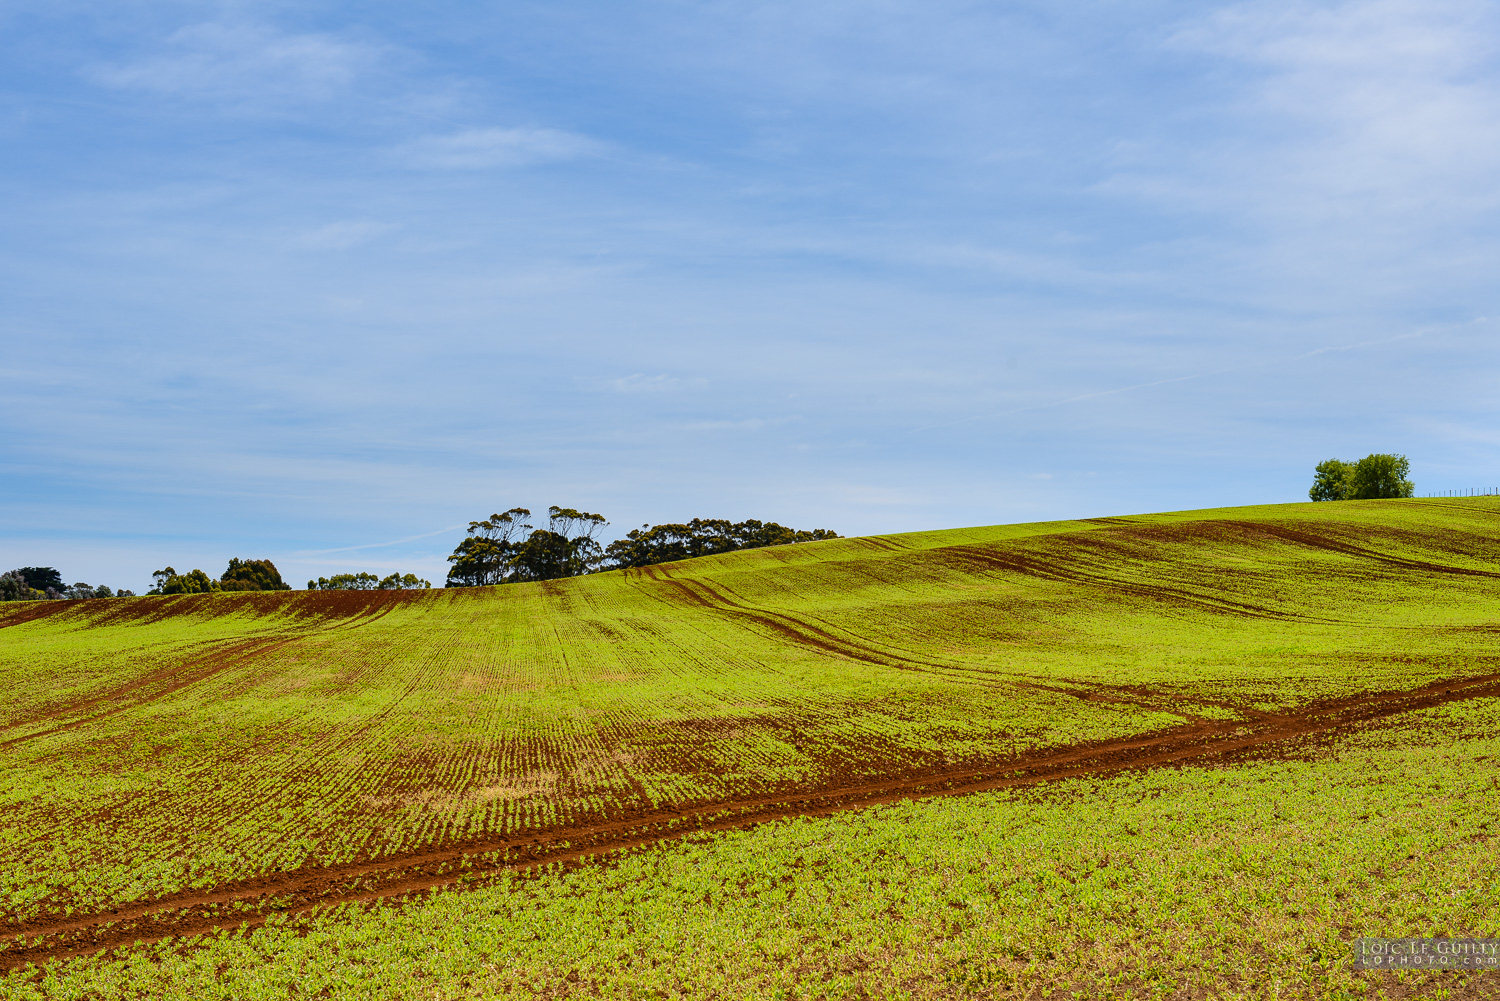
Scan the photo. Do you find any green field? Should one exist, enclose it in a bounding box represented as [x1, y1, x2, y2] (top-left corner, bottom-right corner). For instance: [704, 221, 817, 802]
[3, 497, 1499, 997]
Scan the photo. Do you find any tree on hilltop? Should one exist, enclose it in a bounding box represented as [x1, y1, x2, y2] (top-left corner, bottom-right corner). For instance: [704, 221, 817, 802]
[445, 508, 533, 587]
[147, 558, 292, 594]
[445, 507, 841, 584]
[445, 506, 608, 586]
[1348, 454, 1414, 499]
[512, 507, 609, 581]
[12, 567, 63, 593]
[308, 572, 379, 590]
[4, 568, 126, 600]
[0, 572, 43, 602]
[151, 568, 220, 595]
[1309, 459, 1354, 502]
[378, 573, 431, 590]
[603, 518, 841, 570]
[220, 558, 291, 592]
[1309, 454, 1413, 501]
[307, 572, 431, 590]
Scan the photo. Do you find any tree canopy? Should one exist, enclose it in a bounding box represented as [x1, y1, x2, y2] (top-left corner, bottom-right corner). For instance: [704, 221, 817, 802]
[148, 558, 293, 595]
[2, 567, 129, 601]
[603, 518, 841, 570]
[1309, 454, 1414, 501]
[445, 507, 840, 586]
[151, 567, 221, 595]
[12, 567, 63, 593]
[0, 572, 43, 602]
[220, 558, 291, 592]
[308, 572, 431, 590]
[445, 507, 609, 587]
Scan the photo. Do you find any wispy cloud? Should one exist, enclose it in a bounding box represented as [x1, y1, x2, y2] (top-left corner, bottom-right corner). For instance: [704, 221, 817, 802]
[398, 127, 603, 169]
[1163, 0, 1500, 219]
[91, 22, 380, 105]
[684, 416, 803, 432]
[296, 220, 399, 250]
[293, 524, 467, 557]
[8, 1, 1500, 589]
[610, 374, 707, 393]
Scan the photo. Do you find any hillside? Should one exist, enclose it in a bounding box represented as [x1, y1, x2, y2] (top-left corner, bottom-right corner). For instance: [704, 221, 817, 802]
[3, 497, 1500, 974]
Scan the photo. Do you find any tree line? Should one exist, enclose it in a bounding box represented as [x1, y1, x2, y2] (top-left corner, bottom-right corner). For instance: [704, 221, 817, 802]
[1309, 453, 1414, 502]
[149, 558, 293, 594]
[308, 572, 431, 590]
[444, 506, 840, 586]
[149, 560, 432, 594]
[2, 506, 842, 601]
[0, 567, 130, 602]
[8, 464, 1438, 604]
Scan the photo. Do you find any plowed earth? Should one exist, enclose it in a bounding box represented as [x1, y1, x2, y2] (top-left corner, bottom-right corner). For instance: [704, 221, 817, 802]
[3, 498, 1500, 971]
[6, 669, 1500, 971]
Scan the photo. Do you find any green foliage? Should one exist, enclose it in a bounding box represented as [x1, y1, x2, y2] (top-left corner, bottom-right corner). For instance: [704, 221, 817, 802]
[153, 568, 220, 595]
[604, 517, 842, 569]
[1308, 458, 1353, 501]
[307, 572, 430, 590]
[146, 560, 289, 595]
[0, 572, 43, 602]
[308, 572, 379, 590]
[377, 573, 431, 590]
[1310, 453, 1414, 501]
[220, 558, 291, 592]
[10, 567, 62, 593]
[1349, 453, 1415, 500]
[445, 506, 608, 586]
[8, 574, 124, 601]
[444, 507, 531, 586]
[447, 508, 841, 584]
[146, 566, 175, 594]
[62, 582, 109, 600]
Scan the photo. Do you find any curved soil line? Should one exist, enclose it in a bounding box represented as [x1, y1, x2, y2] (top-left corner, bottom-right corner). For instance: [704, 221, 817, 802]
[0, 637, 295, 750]
[5, 669, 1498, 972]
[1236, 520, 1500, 579]
[659, 576, 975, 678]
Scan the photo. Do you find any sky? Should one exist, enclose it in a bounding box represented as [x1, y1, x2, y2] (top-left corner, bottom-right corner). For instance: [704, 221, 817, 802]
[2, 0, 1498, 592]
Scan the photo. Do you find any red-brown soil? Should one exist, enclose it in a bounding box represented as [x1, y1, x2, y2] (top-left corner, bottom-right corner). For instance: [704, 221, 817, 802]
[5, 668, 1497, 973]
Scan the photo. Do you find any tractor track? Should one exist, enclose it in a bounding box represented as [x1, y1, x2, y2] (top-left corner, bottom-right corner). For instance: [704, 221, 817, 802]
[5, 668, 1499, 972]
[0, 637, 297, 751]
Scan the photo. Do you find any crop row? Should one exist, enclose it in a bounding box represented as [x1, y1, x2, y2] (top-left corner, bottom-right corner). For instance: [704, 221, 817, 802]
[1, 499, 1498, 930]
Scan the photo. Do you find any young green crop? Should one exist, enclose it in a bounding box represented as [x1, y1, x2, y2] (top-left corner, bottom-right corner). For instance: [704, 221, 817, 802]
[6, 697, 1497, 999]
[1, 496, 1498, 943]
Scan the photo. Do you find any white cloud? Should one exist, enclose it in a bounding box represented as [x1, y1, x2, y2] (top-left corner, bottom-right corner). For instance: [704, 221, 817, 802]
[297, 220, 398, 250]
[610, 373, 708, 393]
[1165, 0, 1500, 220]
[398, 127, 603, 169]
[92, 22, 378, 104]
[684, 416, 803, 432]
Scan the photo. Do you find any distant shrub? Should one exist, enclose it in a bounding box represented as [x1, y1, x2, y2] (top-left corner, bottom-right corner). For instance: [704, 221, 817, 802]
[604, 518, 842, 570]
[153, 568, 220, 595]
[1310, 454, 1413, 501]
[446, 507, 608, 586]
[10, 567, 63, 593]
[308, 572, 431, 590]
[220, 558, 291, 592]
[3, 568, 123, 600]
[0, 572, 43, 602]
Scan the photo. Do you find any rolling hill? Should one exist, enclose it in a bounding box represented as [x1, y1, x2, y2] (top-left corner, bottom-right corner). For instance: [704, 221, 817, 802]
[3, 497, 1499, 994]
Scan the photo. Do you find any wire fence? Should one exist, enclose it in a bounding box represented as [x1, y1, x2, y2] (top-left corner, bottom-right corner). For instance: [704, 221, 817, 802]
[1423, 489, 1498, 497]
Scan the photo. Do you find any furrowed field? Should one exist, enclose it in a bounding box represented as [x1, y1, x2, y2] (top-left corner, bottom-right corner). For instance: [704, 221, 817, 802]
[3, 497, 1499, 998]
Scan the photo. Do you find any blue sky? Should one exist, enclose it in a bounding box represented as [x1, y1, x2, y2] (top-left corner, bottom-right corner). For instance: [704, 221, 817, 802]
[3, 0, 1498, 591]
